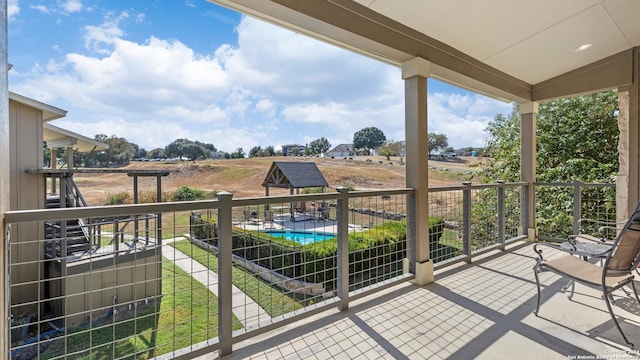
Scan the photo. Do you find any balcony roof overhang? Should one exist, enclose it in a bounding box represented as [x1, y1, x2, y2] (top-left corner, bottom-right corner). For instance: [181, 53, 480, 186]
[207, 0, 640, 103]
[43, 123, 109, 153]
[9, 91, 67, 121]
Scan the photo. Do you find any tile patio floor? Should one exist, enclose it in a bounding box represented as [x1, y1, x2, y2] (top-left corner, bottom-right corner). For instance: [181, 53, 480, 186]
[198, 241, 640, 359]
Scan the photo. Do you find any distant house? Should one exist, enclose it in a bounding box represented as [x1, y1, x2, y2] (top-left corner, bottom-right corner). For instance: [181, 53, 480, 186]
[281, 144, 306, 156]
[210, 151, 226, 159]
[327, 144, 354, 158]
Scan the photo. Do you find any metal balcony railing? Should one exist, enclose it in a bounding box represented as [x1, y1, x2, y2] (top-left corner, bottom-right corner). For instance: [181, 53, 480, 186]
[4, 181, 617, 359]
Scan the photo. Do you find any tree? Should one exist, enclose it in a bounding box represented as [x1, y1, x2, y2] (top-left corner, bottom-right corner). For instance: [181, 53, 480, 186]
[477, 90, 619, 240]
[378, 140, 405, 161]
[165, 138, 210, 160]
[427, 132, 448, 157]
[231, 147, 245, 159]
[307, 137, 331, 155]
[481, 90, 618, 183]
[353, 127, 386, 154]
[249, 146, 262, 158]
[91, 135, 136, 165]
[147, 148, 165, 159]
[263, 146, 276, 157]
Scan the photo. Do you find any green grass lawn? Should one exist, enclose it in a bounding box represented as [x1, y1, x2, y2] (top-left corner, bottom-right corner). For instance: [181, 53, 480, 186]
[40, 258, 242, 360]
[439, 228, 463, 250]
[160, 211, 193, 240]
[171, 240, 307, 318]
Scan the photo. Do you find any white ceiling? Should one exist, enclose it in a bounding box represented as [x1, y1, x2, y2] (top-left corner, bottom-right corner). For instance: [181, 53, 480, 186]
[354, 0, 640, 84]
[210, 0, 639, 101]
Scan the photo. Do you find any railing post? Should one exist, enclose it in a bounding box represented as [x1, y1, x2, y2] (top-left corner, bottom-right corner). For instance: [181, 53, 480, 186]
[462, 182, 472, 263]
[406, 191, 416, 273]
[521, 184, 529, 235]
[336, 187, 350, 311]
[573, 180, 582, 235]
[114, 219, 120, 252]
[217, 191, 233, 356]
[497, 180, 506, 250]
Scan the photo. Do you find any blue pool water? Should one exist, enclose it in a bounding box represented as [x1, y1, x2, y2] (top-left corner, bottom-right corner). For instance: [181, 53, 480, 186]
[264, 230, 336, 245]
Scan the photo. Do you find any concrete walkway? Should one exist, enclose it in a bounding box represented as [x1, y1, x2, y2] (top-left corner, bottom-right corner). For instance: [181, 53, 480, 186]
[163, 237, 272, 330]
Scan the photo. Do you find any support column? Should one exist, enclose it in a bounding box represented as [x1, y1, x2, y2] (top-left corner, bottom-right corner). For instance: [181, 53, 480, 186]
[1, 0, 9, 354]
[51, 148, 57, 194]
[617, 48, 640, 220]
[520, 102, 538, 241]
[66, 145, 73, 169]
[402, 57, 433, 285]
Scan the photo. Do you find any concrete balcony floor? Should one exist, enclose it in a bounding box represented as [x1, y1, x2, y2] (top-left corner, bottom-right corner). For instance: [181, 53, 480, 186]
[203, 241, 640, 359]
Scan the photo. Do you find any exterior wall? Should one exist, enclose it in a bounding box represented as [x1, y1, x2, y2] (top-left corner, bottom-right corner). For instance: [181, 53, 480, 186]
[617, 48, 640, 220]
[9, 99, 45, 307]
[282, 145, 305, 156]
[48, 254, 161, 326]
[328, 151, 350, 158]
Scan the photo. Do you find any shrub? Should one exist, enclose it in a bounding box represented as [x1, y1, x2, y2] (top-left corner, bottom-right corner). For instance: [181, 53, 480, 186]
[171, 186, 207, 201]
[189, 215, 448, 289]
[138, 190, 171, 203]
[302, 187, 324, 194]
[105, 192, 131, 205]
[340, 184, 356, 191]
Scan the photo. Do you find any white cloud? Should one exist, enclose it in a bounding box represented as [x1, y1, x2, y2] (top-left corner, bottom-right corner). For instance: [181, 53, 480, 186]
[428, 92, 512, 149]
[10, 11, 512, 153]
[60, 0, 83, 13]
[31, 4, 50, 13]
[8, 0, 20, 20]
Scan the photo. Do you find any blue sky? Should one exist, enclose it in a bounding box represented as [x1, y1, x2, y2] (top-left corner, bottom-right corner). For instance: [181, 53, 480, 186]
[7, 0, 514, 153]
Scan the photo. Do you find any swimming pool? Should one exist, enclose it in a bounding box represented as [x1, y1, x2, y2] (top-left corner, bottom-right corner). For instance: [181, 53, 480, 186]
[263, 230, 336, 245]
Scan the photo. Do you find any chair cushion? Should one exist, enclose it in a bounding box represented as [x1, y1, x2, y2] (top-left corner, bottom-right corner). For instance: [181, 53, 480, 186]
[542, 255, 633, 288]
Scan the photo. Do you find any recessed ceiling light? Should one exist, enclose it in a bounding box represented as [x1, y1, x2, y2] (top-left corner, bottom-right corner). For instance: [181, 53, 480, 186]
[575, 43, 592, 52]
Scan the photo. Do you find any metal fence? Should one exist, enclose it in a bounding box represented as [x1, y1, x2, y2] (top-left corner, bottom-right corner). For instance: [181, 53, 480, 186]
[429, 181, 528, 266]
[535, 181, 616, 241]
[5, 189, 414, 359]
[7, 180, 616, 358]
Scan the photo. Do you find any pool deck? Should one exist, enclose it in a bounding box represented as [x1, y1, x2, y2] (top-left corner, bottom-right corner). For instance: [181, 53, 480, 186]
[233, 212, 362, 235]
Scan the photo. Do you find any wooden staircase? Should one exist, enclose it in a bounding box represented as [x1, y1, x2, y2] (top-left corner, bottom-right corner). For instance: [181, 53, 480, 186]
[44, 179, 92, 258]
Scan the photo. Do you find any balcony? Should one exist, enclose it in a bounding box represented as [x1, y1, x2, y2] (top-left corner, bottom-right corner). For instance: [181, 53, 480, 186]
[6, 181, 636, 359]
[219, 243, 638, 359]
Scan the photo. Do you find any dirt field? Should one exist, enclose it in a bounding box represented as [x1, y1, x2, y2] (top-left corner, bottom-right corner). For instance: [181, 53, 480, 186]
[72, 156, 485, 206]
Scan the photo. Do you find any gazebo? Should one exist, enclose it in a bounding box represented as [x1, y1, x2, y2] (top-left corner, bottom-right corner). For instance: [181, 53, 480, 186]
[262, 161, 329, 220]
[262, 161, 329, 196]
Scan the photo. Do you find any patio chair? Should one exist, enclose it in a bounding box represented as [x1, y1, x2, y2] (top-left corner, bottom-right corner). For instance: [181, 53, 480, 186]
[243, 209, 255, 221]
[533, 205, 640, 348]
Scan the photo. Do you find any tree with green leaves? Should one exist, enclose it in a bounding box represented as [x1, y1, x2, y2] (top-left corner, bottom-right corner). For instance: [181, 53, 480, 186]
[147, 148, 165, 159]
[231, 147, 245, 159]
[477, 90, 619, 240]
[307, 137, 331, 155]
[427, 132, 448, 157]
[353, 127, 386, 154]
[249, 145, 262, 158]
[481, 90, 619, 183]
[165, 138, 212, 160]
[263, 145, 276, 157]
[378, 140, 406, 161]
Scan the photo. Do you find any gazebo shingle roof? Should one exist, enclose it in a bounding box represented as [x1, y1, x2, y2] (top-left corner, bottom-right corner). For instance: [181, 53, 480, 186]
[262, 161, 329, 189]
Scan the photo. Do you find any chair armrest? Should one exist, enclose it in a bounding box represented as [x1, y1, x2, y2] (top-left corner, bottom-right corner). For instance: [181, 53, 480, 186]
[533, 242, 566, 261]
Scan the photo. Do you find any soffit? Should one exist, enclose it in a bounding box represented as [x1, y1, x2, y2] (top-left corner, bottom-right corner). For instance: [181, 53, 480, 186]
[208, 0, 640, 101]
[9, 92, 67, 121]
[357, 0, 639, 85]
[43, 123, 109, 152]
